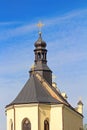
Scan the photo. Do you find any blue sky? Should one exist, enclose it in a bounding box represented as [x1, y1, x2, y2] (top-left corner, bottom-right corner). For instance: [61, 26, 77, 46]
[0, 0, 87, 130]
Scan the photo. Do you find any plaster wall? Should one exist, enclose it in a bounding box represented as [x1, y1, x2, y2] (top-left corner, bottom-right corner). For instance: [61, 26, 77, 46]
[6, 104, 83, 130]
[6, 107, 14, 130]
[38, 104, 51, 130]
[63, 106, 83, 130]
[50, 105, 63, 130]
[6, 104, 38, 130]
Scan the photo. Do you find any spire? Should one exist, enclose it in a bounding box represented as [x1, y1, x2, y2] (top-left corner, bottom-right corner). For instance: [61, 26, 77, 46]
[76, 99, 83, 115]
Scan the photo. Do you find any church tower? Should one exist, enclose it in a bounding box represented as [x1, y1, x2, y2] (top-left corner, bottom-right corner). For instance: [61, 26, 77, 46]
[6, 24, 83, 130]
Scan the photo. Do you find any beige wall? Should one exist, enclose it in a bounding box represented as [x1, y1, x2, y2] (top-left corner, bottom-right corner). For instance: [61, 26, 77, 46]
[6, 107, 14, 130]
[63, 105, 83, 130]
[6, 104, 38, 130]
[6, 103, 83, 130]
[50, 104, 63, 130]
[38, 104, 51, 130]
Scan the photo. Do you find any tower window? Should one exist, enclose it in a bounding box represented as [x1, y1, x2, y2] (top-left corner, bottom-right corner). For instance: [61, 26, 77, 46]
[45, 53, 46, 59]
[38, 52, 41, 59]
[22, 118, 31, 130]
[42, 53, 44, 59]
[44, 120, 49, 130]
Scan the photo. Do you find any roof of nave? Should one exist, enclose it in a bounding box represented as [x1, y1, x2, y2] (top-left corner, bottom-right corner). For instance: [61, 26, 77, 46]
[6, 73, 61, 107]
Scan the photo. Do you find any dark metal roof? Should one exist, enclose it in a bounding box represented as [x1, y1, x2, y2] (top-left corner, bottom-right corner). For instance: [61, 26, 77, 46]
[34, 33, 46, 48]
[6, 74, 60, 107]
[34, 63, 52, 72]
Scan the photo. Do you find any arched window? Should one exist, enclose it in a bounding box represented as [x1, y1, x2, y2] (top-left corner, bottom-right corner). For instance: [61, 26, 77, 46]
[22, 118, 31, 130]
[41, 53, 44, 59]
[44, 120, 49, 130]
[11, 122, 13, 130]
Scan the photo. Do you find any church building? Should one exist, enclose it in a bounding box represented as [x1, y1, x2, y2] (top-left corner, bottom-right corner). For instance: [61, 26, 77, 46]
[6, 25, 83, 130]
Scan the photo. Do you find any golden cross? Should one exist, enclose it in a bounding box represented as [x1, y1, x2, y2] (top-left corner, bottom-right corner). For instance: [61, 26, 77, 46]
[37, 21, 44, 33]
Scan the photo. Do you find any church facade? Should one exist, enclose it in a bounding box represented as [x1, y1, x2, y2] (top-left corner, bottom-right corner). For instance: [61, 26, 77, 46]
[6, 31, 83, 130]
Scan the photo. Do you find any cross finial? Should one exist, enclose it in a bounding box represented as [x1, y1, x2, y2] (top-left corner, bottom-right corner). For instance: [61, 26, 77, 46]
[37, 21, 44, 34]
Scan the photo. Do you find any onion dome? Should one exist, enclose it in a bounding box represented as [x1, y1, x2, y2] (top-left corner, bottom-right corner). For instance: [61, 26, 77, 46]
[34, 32, 46, 48]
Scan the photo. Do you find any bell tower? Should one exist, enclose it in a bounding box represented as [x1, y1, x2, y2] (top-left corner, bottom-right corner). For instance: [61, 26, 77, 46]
[34, 32, 47, 64]
[30, 22, 52, 85]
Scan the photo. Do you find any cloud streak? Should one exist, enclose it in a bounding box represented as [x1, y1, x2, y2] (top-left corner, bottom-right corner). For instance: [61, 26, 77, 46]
[0, 8, 87, 41]
[0, 23, 36, 40]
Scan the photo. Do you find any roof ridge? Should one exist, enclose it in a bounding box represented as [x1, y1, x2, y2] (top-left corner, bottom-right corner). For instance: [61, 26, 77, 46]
[34, 72, 68, 105]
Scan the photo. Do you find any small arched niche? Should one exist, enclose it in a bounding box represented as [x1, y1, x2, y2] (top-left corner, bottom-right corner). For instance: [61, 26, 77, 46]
[9, 119, 13, 130]
[44, 118, 49, 130]
[22, 118, 31, 130]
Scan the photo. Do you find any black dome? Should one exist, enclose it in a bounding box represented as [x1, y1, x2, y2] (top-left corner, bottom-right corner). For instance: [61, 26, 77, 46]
[34, 33, 46, 48]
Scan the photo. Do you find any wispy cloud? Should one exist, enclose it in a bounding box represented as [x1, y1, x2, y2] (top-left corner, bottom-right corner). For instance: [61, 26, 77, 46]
[49, 49, 87, 66]
[0, 9, 87, 41]
[0, 23, 36, 40]
[0, 21, 21, 26]
[42, 9, 87, 30]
